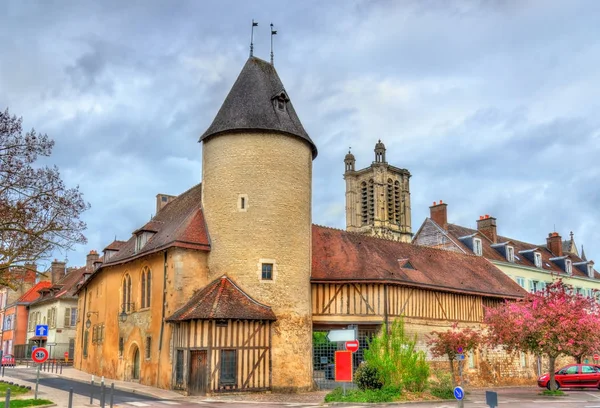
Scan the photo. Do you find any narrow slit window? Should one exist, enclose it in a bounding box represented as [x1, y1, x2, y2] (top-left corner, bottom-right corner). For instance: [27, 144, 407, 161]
[241, 197, 245, 209]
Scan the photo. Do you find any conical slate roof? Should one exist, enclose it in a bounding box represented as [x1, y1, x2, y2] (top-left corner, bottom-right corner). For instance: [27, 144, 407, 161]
[200, 57, 318, 158]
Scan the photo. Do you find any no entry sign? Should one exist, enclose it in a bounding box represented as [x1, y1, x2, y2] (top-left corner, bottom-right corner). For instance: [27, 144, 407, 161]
[345, 340, 359, 353]
[594, 354, 600, 361]
[32, 347, 49, 364]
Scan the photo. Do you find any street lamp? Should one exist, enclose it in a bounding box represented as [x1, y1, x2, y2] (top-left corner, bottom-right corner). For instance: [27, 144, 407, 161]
[119, 303, 135, 323]
[86, 311, 98, 329]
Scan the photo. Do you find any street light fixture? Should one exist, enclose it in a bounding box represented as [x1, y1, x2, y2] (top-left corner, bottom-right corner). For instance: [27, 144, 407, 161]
[85, 311, 98, 329]
[119, 303, 135, 323]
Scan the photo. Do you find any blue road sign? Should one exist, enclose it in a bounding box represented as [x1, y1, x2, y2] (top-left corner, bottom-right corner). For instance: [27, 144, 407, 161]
[456, 353, 465, 360]
[31, 346, 37, 352]
[454, 386, 465, 400]
[35, 324, 49, 337]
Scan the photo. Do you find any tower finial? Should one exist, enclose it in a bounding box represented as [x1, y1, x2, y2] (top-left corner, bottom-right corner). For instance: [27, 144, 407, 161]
[250, 19, 258, 57]
[270, 23, 277, 65]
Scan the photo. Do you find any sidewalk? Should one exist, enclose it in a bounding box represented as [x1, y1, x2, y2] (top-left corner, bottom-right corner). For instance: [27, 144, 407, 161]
[1, 364, 328, 405]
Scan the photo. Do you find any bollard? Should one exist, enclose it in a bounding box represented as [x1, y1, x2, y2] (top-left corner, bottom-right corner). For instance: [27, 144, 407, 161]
[90, 379, 94, 405]
[60, 362, 63, 375]
[100, 382, 106, 408]
[52, 360, 55, 373]
[68, 388, 73, 408]
[2, 365, 4, 377]
[109, 383, 114, 408]
[5, 388, 10, 407]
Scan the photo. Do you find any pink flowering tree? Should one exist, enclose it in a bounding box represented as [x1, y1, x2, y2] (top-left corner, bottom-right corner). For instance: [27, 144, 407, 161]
[427, 323, 482, 386]
[485, 280, 600, 391]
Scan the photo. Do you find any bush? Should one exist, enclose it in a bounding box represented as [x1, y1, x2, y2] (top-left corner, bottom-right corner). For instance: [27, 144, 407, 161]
[354, 362, 383, 391]
[429, 370, 454, 399]
[324, 386, 401, 403]
[363, 318, 430, 392]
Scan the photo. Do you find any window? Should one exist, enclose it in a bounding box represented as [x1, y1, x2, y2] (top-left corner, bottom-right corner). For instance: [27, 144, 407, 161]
[529, 280, 540, 293]
[468, 350, 475, 369]
[3, 315, 12, 331]
[566, 259, 572, 275]
[175, 350, 184, 388]
[141, 267, 151, 309]
[64, 308, 77, 327]
[473, 238, 482, 256]
[119, 337, 124, 357]
[237, 194, 249, 212]
[47, 307, 57, 328]
[516, 277, 525, 288]
[220, 350, 237, 385]
[122, 274, 132, 313]
[92, 323, 105, 344]
[534, 252, 542, 268]
[161, 196, 168, 202]
[506, 246, 515, 262]
[582, 365, 597, 374]
[83, 330, 89, 358]
[520, 352, 527, 368]
[261, 263, 273, 280]
[588, 264, 595, 278]
[145, 337, 152, 359]
[241, 197, 245, 209]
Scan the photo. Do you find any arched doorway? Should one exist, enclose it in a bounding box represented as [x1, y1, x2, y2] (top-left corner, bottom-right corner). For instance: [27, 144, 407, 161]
[132, 345, 140, 380]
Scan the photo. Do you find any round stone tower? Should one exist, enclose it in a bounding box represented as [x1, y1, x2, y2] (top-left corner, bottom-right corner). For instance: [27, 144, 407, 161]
[199, 57, 317, 391]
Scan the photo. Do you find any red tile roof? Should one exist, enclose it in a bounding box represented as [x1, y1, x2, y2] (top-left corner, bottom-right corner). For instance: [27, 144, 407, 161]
[17, 281, 52, 303]
[312, 225, 525, 299]
[31, 267, 87, 305]
[167, 276, 276, 321]
[103, 240, 127, 251]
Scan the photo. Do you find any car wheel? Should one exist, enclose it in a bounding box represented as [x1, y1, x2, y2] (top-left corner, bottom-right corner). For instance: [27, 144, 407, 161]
[547, 382, 560, 390]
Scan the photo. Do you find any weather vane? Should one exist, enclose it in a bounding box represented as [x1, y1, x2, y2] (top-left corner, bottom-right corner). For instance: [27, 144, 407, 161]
[250, 19, 258, 57]
[270, 23, 277, 65]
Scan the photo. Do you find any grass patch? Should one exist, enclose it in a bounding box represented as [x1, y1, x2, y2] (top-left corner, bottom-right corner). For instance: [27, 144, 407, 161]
[541, 389, 566, 396]
[0, 382, 30, 397]
[0, 399, 53, 408]
[325, 386, 401, 403]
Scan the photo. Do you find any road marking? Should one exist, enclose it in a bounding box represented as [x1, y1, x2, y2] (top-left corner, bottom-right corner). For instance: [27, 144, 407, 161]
[127, 403, 151, 407]
[159, 402, 181, 405]
[587, 392, 600, 400]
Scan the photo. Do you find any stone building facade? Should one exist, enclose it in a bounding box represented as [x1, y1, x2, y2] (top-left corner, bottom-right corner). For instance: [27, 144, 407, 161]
[344, 141, 412, 242]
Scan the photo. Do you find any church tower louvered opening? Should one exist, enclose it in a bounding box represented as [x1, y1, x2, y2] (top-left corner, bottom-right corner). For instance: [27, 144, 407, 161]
[344, 140, 412, 243]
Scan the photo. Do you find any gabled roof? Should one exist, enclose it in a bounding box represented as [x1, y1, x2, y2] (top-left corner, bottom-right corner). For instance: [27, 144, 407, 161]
[76, 184, 210, 294]
[428, 220, 600, 280]
[30, 267, 87, 306]
[103, 240, 127, 251]
[311, 225, 525, 299]
[166, 276, 276, 322]
[17, 281, 52, 303]
[200, 57, 317, 158]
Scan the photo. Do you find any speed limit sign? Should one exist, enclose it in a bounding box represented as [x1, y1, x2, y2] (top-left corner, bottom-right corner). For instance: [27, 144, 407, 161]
[31, 347, 49, 364]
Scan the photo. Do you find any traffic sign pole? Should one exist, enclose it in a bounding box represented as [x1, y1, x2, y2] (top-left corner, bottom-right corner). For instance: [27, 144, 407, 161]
[35, 363, 40, 399]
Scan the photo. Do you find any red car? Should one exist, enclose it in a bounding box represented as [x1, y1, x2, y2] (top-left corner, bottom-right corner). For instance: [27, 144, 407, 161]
[538, 364, 600, 389]
[1, 354, 15, 367]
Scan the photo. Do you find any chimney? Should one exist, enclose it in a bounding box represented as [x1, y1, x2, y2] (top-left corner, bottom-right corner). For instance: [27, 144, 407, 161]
[51, 259, 66, 284]
[430, 200, 448, 230]
[547, 232, 563, 256]
[23, 263, 37, 283]
[86, 250, 100, 272]
[477, 214, 498, 244]
[156, 193, 177, 214]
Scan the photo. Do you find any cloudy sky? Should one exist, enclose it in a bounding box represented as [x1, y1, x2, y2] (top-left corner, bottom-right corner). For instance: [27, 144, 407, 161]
[2, 0, 600, 268]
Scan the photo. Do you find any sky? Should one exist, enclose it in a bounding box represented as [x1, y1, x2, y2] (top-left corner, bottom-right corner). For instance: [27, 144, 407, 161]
[2, 0, 600, 269]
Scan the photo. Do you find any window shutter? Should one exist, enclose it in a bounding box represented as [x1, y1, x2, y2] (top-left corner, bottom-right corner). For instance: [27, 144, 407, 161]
[64, 308, 71, 327]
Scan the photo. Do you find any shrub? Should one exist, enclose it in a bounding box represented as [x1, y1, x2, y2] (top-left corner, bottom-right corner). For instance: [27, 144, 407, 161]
[324, 386, 400, 403]
[429, 370, 454, 399]
[354, 362, 383, 391]
[363, 318, 430, 392]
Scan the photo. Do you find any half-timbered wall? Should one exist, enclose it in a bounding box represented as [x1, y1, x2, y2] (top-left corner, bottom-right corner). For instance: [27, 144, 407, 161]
[312, 283, 504, 323]
[171, 319, 271, 393]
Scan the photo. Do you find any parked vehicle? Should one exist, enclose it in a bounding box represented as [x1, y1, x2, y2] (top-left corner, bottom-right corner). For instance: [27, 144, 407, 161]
[1, 354, 15, 367]
[538, 364, 600, 389]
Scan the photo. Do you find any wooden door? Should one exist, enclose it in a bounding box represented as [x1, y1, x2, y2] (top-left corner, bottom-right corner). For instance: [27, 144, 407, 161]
[132, 347, 140, 380]
[189, 350, 208, 395]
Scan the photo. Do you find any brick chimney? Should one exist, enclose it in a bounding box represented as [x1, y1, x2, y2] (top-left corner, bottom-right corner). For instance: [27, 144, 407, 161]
[156, 193, 176, 214]
[86, 250, 100, 272]
[23, 263, 37, 283]
[51, 260, 66, 284]
[477, 215, 498, 244]
[430, 200, 448, 230]
[547, 232, 563, 256]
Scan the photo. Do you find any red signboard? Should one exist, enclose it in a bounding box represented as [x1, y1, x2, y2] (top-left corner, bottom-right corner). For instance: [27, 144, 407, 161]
[594, 354, 599, 361]
[345, 340, 359, 353]
[335, 350, 353, 382]
[32, 347, 49, 364]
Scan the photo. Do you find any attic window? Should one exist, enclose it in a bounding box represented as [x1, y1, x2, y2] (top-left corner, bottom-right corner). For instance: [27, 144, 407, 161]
[274, 92, 288, 111]
[473, 238, 482, 256]
[534, 252, 542, 268]
[566, 259, 572, 275]
[588, 264, 594, 278]
[507, 246, 515, 263]
[135, 231, 154, 253]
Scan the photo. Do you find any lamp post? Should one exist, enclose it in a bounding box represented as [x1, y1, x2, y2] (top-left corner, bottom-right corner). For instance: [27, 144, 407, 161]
[119, 304, 134, 323]
[85, 312, 98, 329]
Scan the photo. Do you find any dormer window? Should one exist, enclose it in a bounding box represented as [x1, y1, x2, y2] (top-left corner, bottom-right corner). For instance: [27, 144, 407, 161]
[566, 259, 572, 275]
[507, 246, 515, 263]
[273, 91, 289, 112]
[534, 252, 542, 268]
[588, 264, 595, 278]
[134, 231, 155, 253]
[473, 238, 482, 256]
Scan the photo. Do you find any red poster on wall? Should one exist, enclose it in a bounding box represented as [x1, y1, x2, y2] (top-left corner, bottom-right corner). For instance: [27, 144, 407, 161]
[335, 350, 353, 382]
